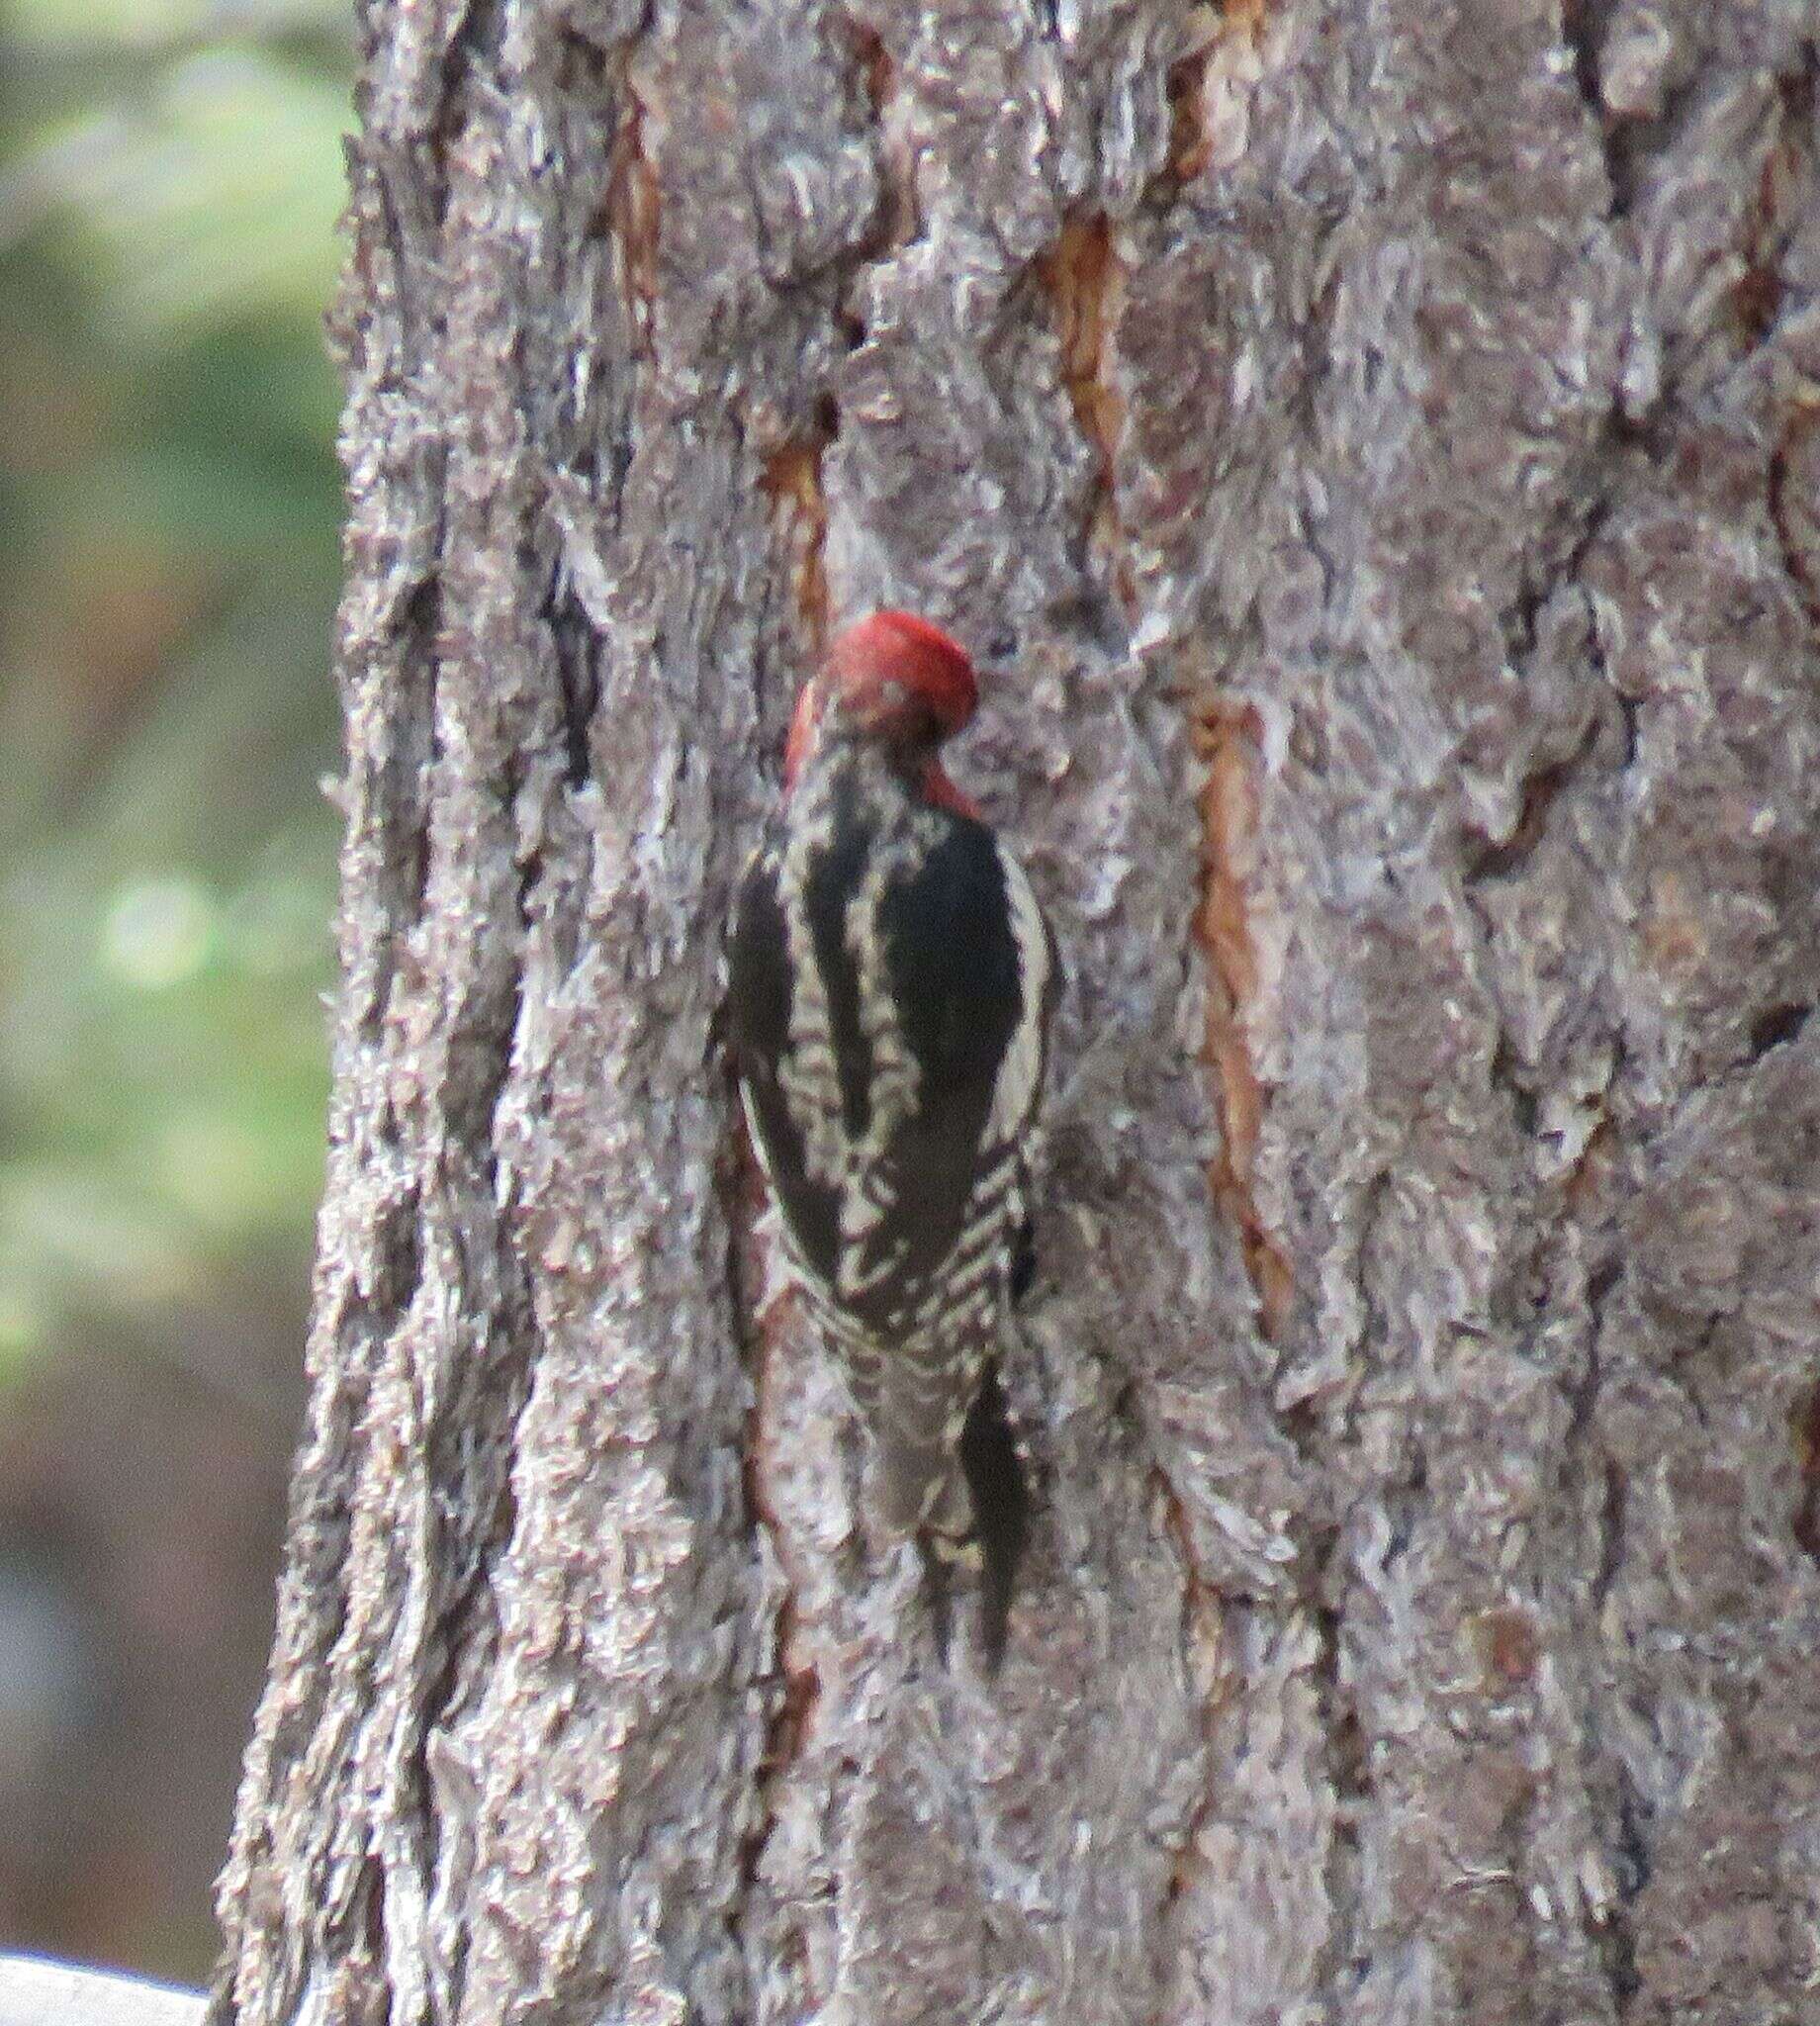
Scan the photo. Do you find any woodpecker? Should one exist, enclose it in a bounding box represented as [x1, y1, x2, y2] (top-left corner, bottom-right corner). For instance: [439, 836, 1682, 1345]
[728, 611, 1058, 1666]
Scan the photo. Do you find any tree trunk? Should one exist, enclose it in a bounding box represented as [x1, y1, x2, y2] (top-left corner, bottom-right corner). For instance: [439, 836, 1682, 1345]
[208, 2, 1820, 2021]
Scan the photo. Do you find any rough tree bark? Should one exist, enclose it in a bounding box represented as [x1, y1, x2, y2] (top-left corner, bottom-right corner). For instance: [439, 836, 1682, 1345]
[208, 2, 1820, 2022]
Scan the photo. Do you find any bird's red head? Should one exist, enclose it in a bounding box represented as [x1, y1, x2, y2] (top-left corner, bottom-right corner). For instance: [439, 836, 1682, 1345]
[784, 610, 981, 815]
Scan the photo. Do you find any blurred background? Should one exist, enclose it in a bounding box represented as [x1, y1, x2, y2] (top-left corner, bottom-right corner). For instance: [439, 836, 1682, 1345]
[1, 0, 352, 1982]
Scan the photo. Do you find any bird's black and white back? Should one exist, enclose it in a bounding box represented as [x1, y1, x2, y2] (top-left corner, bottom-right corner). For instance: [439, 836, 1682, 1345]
[728, 729, 1057, 1620]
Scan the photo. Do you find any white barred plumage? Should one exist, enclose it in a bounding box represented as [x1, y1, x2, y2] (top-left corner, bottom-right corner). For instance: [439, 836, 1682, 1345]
[727, 612, 1058, 1667]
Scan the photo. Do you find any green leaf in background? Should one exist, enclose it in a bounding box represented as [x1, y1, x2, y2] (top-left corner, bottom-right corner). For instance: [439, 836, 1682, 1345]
[0, 0, 355, 1984]
[0, 0, 352, 1386]
[26, 50, 350, 331]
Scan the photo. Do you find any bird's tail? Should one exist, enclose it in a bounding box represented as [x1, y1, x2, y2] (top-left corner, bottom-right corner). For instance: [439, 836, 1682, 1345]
[871, 1353, 1031, 1672]
[956, 1362, 1030, 1671]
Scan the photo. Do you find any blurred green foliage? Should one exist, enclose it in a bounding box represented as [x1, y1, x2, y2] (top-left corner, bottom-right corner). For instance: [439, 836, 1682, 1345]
[0, 0, 355, 1379]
